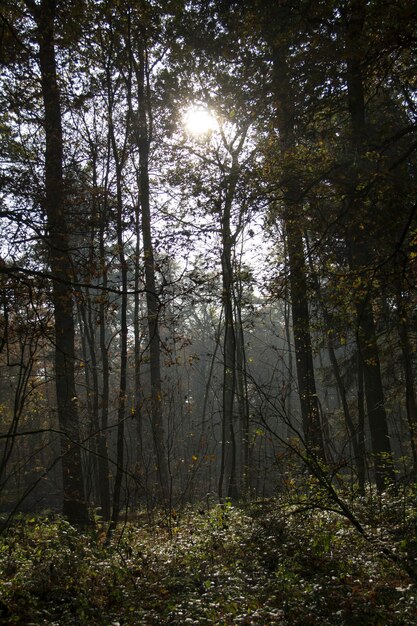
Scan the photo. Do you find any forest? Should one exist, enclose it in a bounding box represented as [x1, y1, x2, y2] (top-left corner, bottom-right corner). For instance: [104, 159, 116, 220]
[1, 0, 417, 624]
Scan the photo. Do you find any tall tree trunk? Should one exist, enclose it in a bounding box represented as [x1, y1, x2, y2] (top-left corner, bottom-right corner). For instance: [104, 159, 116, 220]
[106, 67, 128, 533]
[133, 200, 144, 491]
[326, 332, 363, 480]
[270, 39, 326, 460]
[343, 0, 394, 490]
[235, 292, 250, 498]
[27, 0, 89, 524]
[76, 300, 97, 503]
[220, 226, 238, 501]
[357, 353, 366, 494]
[136, 43, 169, 502]
[90, 152, 111, 520]
[98, 192, 111, 520]
[218, 151, 241, 502]
[305, 235, 363, 483]
[283, 274, 294, 438]
[396, 287, 417, 477]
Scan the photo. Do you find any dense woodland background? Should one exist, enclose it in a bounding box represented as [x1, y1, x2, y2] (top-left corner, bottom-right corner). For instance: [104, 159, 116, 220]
[0, 0, 417, 530]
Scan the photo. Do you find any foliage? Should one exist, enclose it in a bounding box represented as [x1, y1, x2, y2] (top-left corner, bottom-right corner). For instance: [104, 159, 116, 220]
[1, 492, 417, 625]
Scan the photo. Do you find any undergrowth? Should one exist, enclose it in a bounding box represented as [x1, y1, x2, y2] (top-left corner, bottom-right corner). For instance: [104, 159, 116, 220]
[1, 488, 417, 625]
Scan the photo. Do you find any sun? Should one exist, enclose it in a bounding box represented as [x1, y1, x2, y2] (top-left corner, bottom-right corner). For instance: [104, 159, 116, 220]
[183, 106, 218, 136]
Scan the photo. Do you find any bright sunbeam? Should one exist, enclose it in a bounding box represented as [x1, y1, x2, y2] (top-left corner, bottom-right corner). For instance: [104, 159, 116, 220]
[183, 106, 218, 136]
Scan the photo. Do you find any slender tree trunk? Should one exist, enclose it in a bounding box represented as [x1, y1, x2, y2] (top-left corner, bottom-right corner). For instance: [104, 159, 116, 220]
[285, 218, 324, 457]
[343, 0, 394, 490]
[327, 333, 363, 477]
[220, 236, 238, 501]
[269, 36, 325, 460]
[357, 353, 366, 494]
[136, 43, 169, 501]
[218, 153, 241, 502]
[79, 288, 111, 515]
[396, 288, 417, 476]
[133, 201, 144, 489]
[106, 71, 129, 533]
[98, 199, 111, 520]
[81, 130, 111, 519]
[89, 154, 111, 520]
[235, 295, 250, 498]
[200, 310, 222, 437]
[123, 7, 147, 504]
[305, 236, 363, 483]
[354, 295, 394, 489]
[27, 0, 89, 524]
[0, 332, 35, 495]
[76, 301, 97, 503]
[283, 280, 294, 438]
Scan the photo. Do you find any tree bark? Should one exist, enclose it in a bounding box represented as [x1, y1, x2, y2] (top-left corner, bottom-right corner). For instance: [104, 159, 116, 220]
[136, 42, 169, 502]
[357, 352, 366, 494]
[133, 199, 145, 492]
[305, 235, 364, 485]
[234, 288, 250, 498]
[90, 152, 111, 520]
[98, 190, 111, 520]
[217, 146, 243, 502]
[396, 287, 417, 476]
[27, 0, 89, 524]
[219, 193, 238, 501]
[106, 62, 128, 533]
[343, 0, 395, 490]
[270, 38, 326, 460]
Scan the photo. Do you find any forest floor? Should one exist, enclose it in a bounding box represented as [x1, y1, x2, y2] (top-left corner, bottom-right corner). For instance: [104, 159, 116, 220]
[1, 488, 417, 625]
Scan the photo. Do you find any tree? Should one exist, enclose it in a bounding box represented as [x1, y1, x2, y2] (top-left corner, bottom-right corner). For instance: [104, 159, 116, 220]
[135, 33, 170, 503]
[23, 0, 89, 523]
[254, 0, 327, 460]
[340, 0, 396, 490]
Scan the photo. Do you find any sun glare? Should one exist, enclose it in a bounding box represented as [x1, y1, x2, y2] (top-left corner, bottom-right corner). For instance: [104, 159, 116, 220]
[183, 106, 218, 136]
